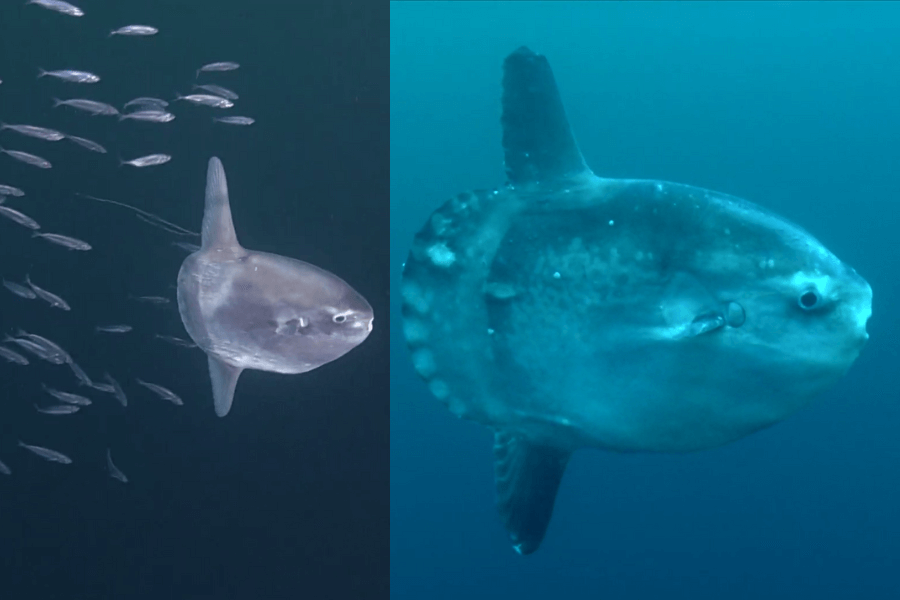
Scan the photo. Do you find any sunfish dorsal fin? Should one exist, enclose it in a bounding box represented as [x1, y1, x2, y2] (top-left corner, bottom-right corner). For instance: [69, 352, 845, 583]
[201, 157, 241, 251]
[208, 355, 242, 417]
[494, 431, 571, 555]
[501, 46, 592, 187]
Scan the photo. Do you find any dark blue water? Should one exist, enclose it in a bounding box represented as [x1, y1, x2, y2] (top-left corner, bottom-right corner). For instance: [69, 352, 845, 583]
[0, 1, 388, 598]
[391, 3, 900, 599]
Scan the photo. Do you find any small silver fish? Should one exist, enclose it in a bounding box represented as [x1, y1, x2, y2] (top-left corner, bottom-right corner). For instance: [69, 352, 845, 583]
[35, 403, 81, 415]
[65, 134, 107, 153]
[0, 346, 29, 365]
[26, 274, 71, 310]
[4, 335, 63, 363]
[118, 110, 175, 123]
[53, 98, 119, 116]
[136, 378, 183, 405]
[193, 84, 238, 100]
[130, 295, 170, 304]
[91, 382, 116, 394]
[0, 123, 65, 141]
[154, 334, 198, 348]
[0, 184, 25, 196]
[104, 373, 127, 407]
[196, 61, 240, 77]
[38, 68, 99, 83]
[0, 146, 51, 168]
[26, 0, 83, 17]
[3, 279, 37, 299]
[15, 330, 71, 363]
[32, 232, 92, 250]
[120, 153, 171, 167]
[175, 93, 233, 108]
[123, 97, 169, 110]
[67, 360, 93, 387]
[18, 441, 72, 464]
[0, 205, 41, 230]
[109, 25, 158, 37]
[96, 324, 132, 333]
[0, 459, 10, 475]
[107, 449, 128, 483]
[43, 384, 92, 406]
[212, 116, 255, 126]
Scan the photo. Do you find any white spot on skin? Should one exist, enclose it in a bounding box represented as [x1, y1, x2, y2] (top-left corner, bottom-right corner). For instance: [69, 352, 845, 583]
[768, 258, 774, 268]
[403, 318, 428, 343]
[429, 379, 449, 399]
[608, 219, 614, 226]
[553, 272, 561, 279]
[427, 243, 455, 267]
[487, 328, 495, 335]
[412, 349, 436, 378]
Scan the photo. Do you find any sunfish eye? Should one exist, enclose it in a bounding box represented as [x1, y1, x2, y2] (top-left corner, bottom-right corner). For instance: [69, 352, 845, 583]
[798, 290, 820, 310]
[333, 313, 347, 323]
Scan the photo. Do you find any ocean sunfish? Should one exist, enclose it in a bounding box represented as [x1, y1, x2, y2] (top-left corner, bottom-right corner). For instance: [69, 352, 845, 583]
[400, 47, 872, 554]
[177, 157, 373, 417]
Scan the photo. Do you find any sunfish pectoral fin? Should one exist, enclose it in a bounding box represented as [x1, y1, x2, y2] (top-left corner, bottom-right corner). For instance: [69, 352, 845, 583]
[207, 355, 242, 417]
[501, 46, 593, 187]
[201, 157, 241, 252]
[493, 431, 571, 555]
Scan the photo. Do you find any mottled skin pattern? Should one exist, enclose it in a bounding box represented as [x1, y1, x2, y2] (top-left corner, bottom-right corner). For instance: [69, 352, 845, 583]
[177, 158, 373, 416]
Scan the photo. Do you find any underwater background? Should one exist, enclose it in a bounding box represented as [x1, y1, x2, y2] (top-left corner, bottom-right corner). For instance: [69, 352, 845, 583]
[0, 0, 388, 598]
[391, 3, 899, 599]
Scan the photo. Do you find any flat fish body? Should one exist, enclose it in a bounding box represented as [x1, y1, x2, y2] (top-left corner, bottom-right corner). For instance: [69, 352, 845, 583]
[26, 275, 70, 310]
[33, 232, 91, 250]
[109, 25, 158, 36]
[0, 124, 65, 141]
[0, 346, 29, 365]
[3, 280, 37, 299]
[0, 184, 25, 196]
[65, 134, 107, 153]
[35, 403, 80, 415]
[122, 154, 171, 167]
[0, 205, 41, 229]
[53, 98, 119, 116]
[176, 158, 374, 416]
[136, 379, 183, 405]
[18, 441, 72, 464]
[38, 69, 99, 83]
[0, 147, 51, 168]
[213, 116, 254, 126]
[27, 0, 83, 17]
[401, 46, 873, 555]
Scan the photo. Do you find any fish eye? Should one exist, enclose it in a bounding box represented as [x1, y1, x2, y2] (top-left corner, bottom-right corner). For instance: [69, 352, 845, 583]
[798, 290, 820, 310]
[333, 314, 347, 323]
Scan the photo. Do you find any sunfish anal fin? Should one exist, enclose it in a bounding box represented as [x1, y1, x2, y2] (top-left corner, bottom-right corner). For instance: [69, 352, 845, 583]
[208, 355, 242, 417]
[201, 157, 242, 252]
[501, 46, 592, 187]
[493, 431, 571, 555]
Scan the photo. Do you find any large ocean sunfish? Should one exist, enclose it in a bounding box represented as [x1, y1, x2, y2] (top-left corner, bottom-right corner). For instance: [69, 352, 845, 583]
[178, 157, 373, 417]
[401, 47, 872, 554]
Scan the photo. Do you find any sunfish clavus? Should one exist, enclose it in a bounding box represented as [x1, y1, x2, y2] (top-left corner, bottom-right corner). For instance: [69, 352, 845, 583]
[401, 47, 872, 555]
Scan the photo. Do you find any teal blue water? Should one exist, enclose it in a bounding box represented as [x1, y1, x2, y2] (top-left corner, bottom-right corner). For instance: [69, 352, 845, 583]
[391, 3, 899, 598]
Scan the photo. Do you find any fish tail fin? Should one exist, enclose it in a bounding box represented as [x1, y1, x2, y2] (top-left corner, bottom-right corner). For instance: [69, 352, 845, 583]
[37, 67, 47, 78]
[16, 440, 24, 448]
[107, 30, 115, 38]
[51, 97, 63, 108]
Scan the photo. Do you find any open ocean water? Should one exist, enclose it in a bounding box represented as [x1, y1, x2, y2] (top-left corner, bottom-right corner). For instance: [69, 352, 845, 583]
[0, 1, 388, 598]
[391, 3, 900, 600]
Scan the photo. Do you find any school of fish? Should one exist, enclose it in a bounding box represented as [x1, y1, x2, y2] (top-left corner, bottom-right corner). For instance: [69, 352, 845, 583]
[0, 1, 254, 481]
